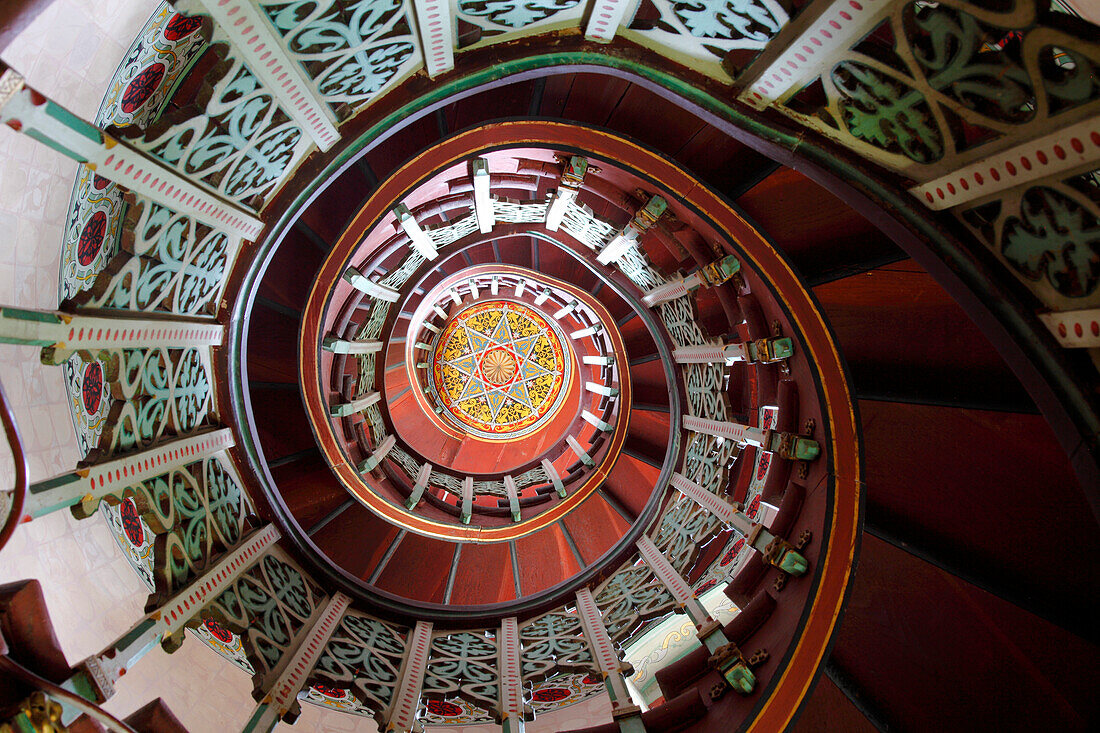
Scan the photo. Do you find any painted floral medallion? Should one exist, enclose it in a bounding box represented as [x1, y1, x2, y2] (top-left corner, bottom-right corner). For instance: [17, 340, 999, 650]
[429, 300, 571, 440]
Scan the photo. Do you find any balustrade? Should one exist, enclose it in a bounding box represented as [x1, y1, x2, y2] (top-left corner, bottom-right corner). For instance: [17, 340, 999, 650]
[0, 2, 887, 726]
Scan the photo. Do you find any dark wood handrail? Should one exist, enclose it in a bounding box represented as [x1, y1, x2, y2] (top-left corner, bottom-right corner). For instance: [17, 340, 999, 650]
[0, 655, 140, 733]
[0, 378, 27, 553]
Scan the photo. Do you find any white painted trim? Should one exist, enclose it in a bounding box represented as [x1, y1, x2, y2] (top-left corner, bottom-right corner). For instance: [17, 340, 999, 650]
[183, 0, 339, 150]
[911, 118, 1100, 210]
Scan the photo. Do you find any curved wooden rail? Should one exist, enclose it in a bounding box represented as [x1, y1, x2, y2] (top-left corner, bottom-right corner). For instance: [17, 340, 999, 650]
[0, 655, 140, 733]
[0, 378, 27, 553]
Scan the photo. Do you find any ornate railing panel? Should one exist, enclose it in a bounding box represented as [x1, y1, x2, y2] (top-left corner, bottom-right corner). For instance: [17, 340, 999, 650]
[94, 451, 251, 594]
[959, 163, 1100, 305]
[91, 347, 214, 458]
[625, 0, 789, 79]
[307, 609, 409, 724]
[257, 0, 420, 118]
[519, 606, 596, 685]
[457, 0, 587, 48]
[73, 197, 240, 317]
[422, 630, 500, 714]
[126, 44, 310, 210]
[205, 548, 327, 682]
[594, 562, 676, 644]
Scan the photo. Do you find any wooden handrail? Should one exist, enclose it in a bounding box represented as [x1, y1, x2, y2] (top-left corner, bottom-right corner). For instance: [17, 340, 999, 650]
[0, 655, 140, 733]
[0, 378, 27, 553]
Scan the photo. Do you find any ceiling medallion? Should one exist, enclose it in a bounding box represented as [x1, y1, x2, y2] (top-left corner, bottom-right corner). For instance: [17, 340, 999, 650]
[429, 299, 571, 440]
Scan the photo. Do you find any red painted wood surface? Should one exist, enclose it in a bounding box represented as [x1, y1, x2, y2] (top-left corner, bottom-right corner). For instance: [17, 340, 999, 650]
[246, 306, 299, 383]
[860, 399, 1098, 620]
[814, 260, 1032, 406]
[448, 541, 517, 605]
[561, 493, 631, 565]
[312, 503, 401, 582]
[515, 523, 583, 596]
[789, 676, 877, 733]
[269, 454, 345, 530]
[832, 535, 1100, 730]
[737, 168, 903, 280]
[372, 532, 456, 603]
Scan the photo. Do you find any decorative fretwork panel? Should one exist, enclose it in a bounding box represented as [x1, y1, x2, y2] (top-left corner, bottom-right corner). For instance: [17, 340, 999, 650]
[493, 199, 549, 223]
[460, 0, 582, 31]
[683, 362, 729, 421]
[426, 214, 480, 247]
[423, 631, 500, 713]
[94, 347, 214, 458]
[363, 402, 386, 444]
[97, 4, 209, 130]
[777, 1, 1100, 178]
[594, 562, 676, 644]
[627, 0, 789, 77]
[519, 607, 596, 685]
[457, 0, 586, 50]
[128, 46, 309, 209]
[561, 201, 618, 251]
[206, 549, 326, 682]
[309, 610, 408, 724]
[617, 243, 668, 292]
[471, 479, 509, 498]
[258, 0, 419, 117]
[73, 197, 239, 317]
[692, 407, 776, 590]
[379, 251, 427, 290]
[387, 444, 550, 501]
[659, 296, 707, 347]
[358, 299, 391, 341]
[651, 490, 723, 574]
[683, 432, 737, 493]
[959, 167, 1100, 303]
[91, 452, 250, 603]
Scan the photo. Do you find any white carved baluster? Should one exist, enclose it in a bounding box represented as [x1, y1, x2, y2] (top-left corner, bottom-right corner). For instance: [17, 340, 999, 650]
[684, 415, 820, 462]
[641, 255, 741, 307]
[177, 0, 339, 150]
[386, 621, 433, 732]
[575, 588, 646, 732]
[498, 617, 526, 733]
[242, 593, 353, 732]
[71, 525, 282, 710]
[25, 429, 234, 519]
[0, 307, 223, 364]
[331, 390, 381, 418]
[343, 267, 400, 302]
[546, 156, 588, 230]
[0, 66, 261, 239]
[671, 472, 809, 577]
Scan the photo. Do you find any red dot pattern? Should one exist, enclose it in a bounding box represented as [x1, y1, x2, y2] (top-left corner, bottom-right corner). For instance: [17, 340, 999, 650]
[916, 126, 1099, 208]
[418, 0, 454, 75]
[100, 148, 262, 239]
[748, 0, 881, 106]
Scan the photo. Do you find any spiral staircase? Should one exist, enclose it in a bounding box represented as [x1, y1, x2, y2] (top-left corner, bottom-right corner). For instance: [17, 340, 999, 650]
[0, 1, 1097, 732]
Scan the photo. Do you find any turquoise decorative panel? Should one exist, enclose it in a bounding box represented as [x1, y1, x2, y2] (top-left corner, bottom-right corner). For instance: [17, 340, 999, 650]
[259, 0, 419, 117]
